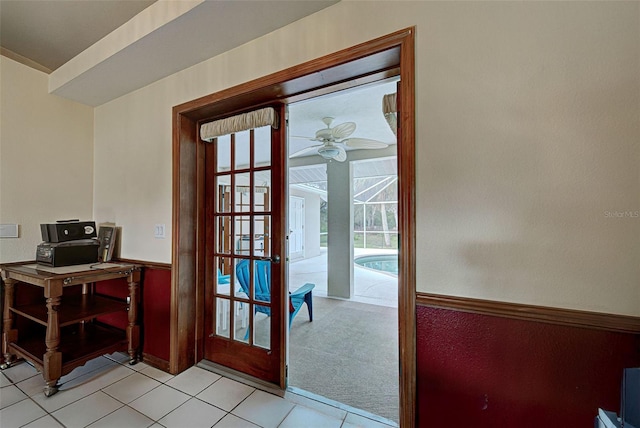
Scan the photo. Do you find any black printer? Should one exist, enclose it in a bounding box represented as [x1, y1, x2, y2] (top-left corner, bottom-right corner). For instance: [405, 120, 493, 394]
[36, 220, 99, 267]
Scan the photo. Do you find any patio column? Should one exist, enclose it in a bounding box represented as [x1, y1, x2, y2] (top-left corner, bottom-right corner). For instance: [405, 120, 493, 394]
[327, 159, 354, 299]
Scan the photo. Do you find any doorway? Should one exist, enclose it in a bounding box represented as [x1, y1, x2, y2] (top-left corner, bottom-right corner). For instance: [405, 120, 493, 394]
[286, 80, 400, 422]
[171, 28, 416, 427]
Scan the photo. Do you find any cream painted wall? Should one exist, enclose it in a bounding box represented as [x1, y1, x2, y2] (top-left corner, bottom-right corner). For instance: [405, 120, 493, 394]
[0, 57, 94, 263]
[93, 1, 639, 315]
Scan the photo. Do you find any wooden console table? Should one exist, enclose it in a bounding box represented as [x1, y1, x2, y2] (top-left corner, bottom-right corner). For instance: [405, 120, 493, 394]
[1, 262, 140, 397]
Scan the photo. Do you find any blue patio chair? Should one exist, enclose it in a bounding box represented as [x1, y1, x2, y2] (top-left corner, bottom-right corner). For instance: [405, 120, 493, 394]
[217, 268, 230, 284]
[235, 259, 314, 330]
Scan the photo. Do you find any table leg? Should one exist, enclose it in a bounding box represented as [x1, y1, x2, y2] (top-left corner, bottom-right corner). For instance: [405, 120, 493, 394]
[43, 295, 61, 396]
[1, 278, 18, 369]
[127, 273, 140, 365]
[79, 283, 90, 335]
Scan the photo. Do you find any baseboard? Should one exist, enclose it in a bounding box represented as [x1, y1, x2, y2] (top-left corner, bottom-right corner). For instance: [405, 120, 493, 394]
[416, 292, 640, 334]
[141, 353, 170, 372]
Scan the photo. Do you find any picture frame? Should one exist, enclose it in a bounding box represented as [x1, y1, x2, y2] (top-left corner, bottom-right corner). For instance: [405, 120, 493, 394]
[97, 223, 117, 262]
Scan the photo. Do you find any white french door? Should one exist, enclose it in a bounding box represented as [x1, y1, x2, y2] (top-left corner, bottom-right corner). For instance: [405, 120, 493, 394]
[289, 196, 305, 260]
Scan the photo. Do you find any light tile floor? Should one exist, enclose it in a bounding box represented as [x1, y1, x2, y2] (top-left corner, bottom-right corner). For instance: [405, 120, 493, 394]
[0, 353, 396, 428]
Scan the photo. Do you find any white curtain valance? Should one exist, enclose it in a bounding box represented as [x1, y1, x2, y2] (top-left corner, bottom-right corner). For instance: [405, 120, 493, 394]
[382, 93, 397, 136]
[200, 107, 278, 142]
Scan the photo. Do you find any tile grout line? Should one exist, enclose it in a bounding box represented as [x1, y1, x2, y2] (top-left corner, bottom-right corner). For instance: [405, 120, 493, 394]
[116, 363, 247, 428]
[6, 355, 391, 428]
[275, 403, 297, 428]
[35, 362, 139, 416]
[200, 360, 369, 426]
[5, 358, 134, 427]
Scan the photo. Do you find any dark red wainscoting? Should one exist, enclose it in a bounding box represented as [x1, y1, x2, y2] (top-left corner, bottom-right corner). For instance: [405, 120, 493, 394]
[95, 278, 129, 330]
[139, 268, 171, 362]
[416, 305, 640, 428]
[95, 267, 171, 363]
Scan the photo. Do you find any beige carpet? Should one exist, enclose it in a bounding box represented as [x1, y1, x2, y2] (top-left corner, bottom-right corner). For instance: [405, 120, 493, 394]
[288, 296, 399, 423]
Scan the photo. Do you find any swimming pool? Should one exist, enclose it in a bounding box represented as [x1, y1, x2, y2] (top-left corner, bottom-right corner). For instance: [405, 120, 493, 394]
[354, 254, 398, 275]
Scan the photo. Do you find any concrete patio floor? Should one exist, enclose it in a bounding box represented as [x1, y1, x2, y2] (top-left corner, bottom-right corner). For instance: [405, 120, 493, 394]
[288, 248, 398, 308]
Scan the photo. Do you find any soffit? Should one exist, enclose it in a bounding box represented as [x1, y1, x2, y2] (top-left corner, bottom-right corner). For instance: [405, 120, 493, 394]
[1, 0, 339, 106]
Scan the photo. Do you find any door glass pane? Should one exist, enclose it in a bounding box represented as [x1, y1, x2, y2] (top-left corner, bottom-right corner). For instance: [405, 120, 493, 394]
[253, 304, 271, 350]
[233, 173, 251, 212]
[234, 216, 251, 256]
[216, 178, 231, 213]
[215, 256, 230, 296]
[253, 171, 270, 212]
[255, 215, 270, 258]
[216, 134, 231, 173]
[234, 130, 250, 170]
[234, 301, 249, 344]
[234, 258, 250, 299]
[215, 297, 230, 338]
[217, 216, 231, 254]
[253, 259, 271, 303]
[254, 126, 271, 168]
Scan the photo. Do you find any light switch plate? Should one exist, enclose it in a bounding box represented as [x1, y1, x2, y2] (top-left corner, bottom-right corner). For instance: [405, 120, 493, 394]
[154, 224, 166, 239]
[0, 224, 19, 238]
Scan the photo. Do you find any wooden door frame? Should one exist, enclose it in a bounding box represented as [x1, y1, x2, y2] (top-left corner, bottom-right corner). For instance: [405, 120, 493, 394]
[171, 27, 416, 426]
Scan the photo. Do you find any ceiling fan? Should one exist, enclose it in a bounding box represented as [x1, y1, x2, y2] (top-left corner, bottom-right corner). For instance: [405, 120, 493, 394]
[290, 117, 389, 162]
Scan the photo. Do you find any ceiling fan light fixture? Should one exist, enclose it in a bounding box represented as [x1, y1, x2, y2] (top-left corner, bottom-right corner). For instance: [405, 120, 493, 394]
[317, 146, 341, 159]
[289, 117, 387, 161]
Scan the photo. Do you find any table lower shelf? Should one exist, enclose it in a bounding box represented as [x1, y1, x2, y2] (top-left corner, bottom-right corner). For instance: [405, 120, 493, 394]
[8, 322, 129, 376]
[10, 294, 129, 327]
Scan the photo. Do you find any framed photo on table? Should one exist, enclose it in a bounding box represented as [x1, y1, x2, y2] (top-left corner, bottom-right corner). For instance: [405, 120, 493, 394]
[97, 224, 117, 262]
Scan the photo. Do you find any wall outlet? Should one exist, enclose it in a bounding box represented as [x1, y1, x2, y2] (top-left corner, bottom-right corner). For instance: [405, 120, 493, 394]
[154, 224, 166, 239]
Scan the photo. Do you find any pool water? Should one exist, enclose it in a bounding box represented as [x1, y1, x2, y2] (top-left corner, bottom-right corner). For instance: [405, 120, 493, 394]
[354, 254, 398, 275]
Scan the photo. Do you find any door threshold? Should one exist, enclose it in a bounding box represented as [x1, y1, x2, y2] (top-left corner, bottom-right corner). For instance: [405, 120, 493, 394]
[287, 386, 398, 427]
[197, 360, 398, 427]
[197, 360, 285, 397]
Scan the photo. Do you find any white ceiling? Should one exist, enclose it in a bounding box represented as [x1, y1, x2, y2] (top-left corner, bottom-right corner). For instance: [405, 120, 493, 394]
[0, 0, 339, 106]
[288, 79, 399, 158]
[0, 0, 156, 72]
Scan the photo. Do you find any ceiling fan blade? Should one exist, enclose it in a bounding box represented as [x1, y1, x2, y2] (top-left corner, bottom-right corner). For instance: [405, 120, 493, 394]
[290, 135, 316, 140]
[290, 144, 321, 158]
[343, 138, 389, 149]
[331, 122, 356, 139]
[333, 146, 347, 162]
